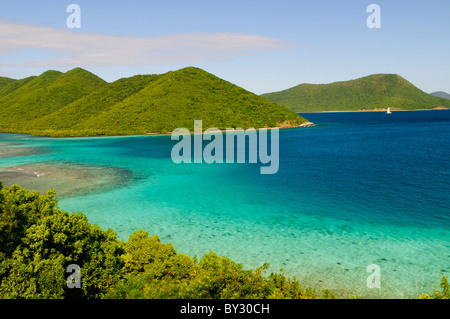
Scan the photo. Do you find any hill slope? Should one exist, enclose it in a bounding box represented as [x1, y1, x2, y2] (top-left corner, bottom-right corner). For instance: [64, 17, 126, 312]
[0, 68, 107, 132]
[0, 76, 37, 98]
[30, 74, 160, 133]
[430, 91, 450, 100]
[0, 76, 16, 89]
[0, 67, 307, 136]
[261, 74, 450, 112]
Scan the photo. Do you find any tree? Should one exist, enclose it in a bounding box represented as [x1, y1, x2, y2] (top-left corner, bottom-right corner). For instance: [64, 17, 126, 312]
[0, 183, 124, 298]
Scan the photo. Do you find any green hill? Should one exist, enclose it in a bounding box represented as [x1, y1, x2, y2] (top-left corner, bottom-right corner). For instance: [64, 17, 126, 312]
[0, 67, 307, 137]
[30, 74, 160, 133]
[0, 68, 107, 132]
[261, 74, 450, 112]
[430, 91, 450, 100]
[0, 76, 15, 89]
[0, 76, 37, 98]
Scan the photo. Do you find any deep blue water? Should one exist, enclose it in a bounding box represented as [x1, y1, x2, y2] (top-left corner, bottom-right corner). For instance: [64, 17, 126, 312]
[0, 110, 449, 298]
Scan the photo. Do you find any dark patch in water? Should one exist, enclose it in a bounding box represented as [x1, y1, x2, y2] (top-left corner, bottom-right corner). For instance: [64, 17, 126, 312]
[0, 146, 50, 158]
[0, 161, 133, 198]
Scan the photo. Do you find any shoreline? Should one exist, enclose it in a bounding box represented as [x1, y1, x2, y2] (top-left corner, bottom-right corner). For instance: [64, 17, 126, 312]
[298, 107, 449, 114]
[0, 122, 316, 139]
[1, 107, 447, 138]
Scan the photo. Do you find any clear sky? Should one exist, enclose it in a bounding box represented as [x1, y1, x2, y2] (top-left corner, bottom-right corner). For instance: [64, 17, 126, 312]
[0, 0, 449, 94]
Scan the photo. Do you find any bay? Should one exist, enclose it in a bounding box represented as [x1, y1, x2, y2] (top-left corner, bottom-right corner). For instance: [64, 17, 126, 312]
[0, 110, 449, 298]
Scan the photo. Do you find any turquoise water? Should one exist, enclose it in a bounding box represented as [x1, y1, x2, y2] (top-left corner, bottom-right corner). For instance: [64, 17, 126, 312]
[0, 110, 449, 298]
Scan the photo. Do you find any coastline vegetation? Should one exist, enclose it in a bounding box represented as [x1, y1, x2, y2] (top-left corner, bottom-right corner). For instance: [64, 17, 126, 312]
[0, 181, 448, 299]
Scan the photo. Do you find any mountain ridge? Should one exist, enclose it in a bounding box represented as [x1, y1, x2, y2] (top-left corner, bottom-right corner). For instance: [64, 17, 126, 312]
[430, 91, 450, 100]
[261, 74, 450, 112]
[0, 68, 107, 132]
[0, 67, 307, 137]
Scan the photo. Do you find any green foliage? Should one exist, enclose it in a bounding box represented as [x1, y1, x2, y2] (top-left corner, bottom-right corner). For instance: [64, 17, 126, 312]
[261, 74, 450, 112]
[0, 182, 318, 299]
[1, 182, 447, 299]
[0, 184, 59, 256]
[106, 251, 317, 299]
[419, 272, 449, 299]
[0, 77, 16, 92]
[0, 67, 307, 137]
[0, 183, 124, 298]
[0, 68, 106, 133]
[121, 230, 195, 281]
[0, 76, 36, 99]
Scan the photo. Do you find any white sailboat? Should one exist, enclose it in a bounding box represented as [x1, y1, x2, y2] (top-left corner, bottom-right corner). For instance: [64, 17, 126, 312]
[387, 107, 392, 114]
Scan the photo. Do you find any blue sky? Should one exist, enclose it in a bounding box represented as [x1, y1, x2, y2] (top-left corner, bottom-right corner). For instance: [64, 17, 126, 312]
[0, 0, 449, 94]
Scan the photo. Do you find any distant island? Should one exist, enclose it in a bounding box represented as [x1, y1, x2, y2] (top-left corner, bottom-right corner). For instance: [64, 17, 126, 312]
[0, 67, 307, 137]
[261, 74, 450, 113]
[430, 91, 450, 100]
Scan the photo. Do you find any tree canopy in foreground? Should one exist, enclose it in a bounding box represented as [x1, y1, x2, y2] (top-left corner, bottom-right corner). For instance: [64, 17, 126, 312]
[0, 182, 447, 299]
